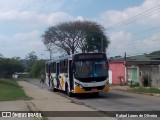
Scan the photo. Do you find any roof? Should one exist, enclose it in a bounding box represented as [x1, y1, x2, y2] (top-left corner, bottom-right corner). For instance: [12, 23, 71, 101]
[125, 60, 160, 65]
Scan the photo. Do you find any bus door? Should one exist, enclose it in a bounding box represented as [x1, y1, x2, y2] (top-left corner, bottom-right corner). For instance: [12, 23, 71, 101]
[56, 62, 60, 88]
[69, 60, 73, 91]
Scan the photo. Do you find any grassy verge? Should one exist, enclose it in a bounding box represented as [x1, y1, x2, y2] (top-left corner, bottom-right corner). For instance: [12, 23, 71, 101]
[128, 87, 160, 94]
[0, 79, 31, 101]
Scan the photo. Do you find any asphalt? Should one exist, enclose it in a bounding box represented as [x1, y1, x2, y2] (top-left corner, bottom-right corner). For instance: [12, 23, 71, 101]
[0, 80, 116, 120]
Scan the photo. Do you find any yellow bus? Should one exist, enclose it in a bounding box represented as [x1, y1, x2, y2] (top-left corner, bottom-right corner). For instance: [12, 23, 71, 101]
[45, 52, 109, 96]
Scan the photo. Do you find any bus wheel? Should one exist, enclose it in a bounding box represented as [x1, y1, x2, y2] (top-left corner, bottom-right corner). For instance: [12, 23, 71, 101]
[66, 84, 72, 97]
[52, 82, 57, 92]
[53, 88, 58, 92]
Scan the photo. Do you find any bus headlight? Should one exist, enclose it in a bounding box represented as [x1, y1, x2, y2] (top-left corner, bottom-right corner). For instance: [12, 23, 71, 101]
[75, 82, 83, 88]
[79, 85, 83, 88]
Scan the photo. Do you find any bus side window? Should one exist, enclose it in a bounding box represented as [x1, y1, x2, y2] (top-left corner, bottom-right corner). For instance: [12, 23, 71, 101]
[64, 60, 68, 73]
[46, 63, 50, 73]
[53, 62, 56, 73]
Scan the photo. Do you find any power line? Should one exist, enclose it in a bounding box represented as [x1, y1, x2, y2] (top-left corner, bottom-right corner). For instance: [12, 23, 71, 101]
[107, 25, 160, 47]
[108, 37, 160, 57]
[132, 26, 160, 35]
[106, 4, 160, 31]
[107, 10, 160, 31]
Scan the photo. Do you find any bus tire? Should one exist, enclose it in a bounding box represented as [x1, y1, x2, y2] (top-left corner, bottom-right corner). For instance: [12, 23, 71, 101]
[52, 82, 57, 92]
[65, 84, 72, 97]
[53, 88, 58, 92]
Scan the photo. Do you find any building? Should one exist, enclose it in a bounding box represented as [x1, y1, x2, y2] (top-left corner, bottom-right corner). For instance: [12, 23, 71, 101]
[109, 61, 125, 85]
[126, 61, 160, 87]
[109, 58, 160, 87]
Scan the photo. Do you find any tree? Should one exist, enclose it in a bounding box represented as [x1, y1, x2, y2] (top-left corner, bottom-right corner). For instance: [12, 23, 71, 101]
[83, 21, 110, 53]
[25, 51, 38, 72]
[30, 60, 45, 78]
[0, 54, 3, 58]
[42, 20, 110, 55]
[0, 57, 24, 78]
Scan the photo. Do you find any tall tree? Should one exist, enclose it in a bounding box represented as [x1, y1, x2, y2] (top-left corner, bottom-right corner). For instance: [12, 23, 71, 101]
[83, 21, 110, 53]
[42, 20, 110, 55]
[25, 51, 38, 72]
[30, 60, 45, 78]
[0, 57, 24, 78]
[0, 54, 3, 58]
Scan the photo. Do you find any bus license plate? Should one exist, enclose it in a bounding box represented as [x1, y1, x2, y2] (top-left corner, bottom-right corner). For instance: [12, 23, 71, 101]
[92, 89, 97, 91]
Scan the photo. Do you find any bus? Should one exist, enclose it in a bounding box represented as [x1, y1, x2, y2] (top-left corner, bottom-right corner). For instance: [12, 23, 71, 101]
[45, 52, 109, 96]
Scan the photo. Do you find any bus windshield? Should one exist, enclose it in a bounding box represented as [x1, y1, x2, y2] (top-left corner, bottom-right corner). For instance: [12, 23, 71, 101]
[74, 61, 108, 78]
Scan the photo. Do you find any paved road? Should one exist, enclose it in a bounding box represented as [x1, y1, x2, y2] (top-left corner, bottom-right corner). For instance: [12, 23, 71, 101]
[24, 79, 160, 118]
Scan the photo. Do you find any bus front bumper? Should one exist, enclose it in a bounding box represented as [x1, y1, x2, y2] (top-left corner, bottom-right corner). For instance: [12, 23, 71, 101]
[74, 85, 110, 93]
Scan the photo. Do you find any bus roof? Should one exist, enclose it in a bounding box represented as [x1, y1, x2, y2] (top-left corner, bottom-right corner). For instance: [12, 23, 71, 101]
[46, 52, 106, 64]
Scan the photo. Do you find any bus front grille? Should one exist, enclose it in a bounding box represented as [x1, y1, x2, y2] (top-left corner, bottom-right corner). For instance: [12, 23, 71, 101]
[83, 85, 105, 91]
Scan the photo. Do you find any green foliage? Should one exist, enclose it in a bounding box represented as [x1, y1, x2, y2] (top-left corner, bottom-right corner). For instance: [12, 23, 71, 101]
[150, 50, 160, 56]
[128, 87, 160, 94]
[30, 60, 45, 78]
[0, 57, 24, 78]
[130, 82, 139, 88]
[42, 20, 110, 55]
[0, 79, 31, 101]
[25, 51, 38, 72]
[83, 21, 110, 53]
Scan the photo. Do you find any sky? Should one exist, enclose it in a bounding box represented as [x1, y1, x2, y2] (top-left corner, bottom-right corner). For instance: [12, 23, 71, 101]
[0, 0, 160, 59]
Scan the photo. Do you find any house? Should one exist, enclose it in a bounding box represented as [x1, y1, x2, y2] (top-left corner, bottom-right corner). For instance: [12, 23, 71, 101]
[109, 57, 160, 87]
[109, 61, 126, 85]
[126, 60, 160, 87]
[12, 72, 29, 79]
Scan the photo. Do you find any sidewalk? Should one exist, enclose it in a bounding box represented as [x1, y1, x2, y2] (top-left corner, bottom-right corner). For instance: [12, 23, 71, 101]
[110, 85, 130, 91]
[17, 81, 116, 120]
[0, 81, 117, 120]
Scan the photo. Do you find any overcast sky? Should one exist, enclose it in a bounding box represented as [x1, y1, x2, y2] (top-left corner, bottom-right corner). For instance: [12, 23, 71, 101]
[0, 0, 160, 59]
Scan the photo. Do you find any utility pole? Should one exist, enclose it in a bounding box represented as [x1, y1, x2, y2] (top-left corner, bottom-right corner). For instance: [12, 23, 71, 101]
[101, 34, 103, 52]
[45, 42, 52, 60]
[49, 48, 52, 60]
[124, 52, 126, 61]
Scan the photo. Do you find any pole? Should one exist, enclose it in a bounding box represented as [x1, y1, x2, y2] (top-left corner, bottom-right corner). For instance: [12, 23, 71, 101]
[101, 34, 103, 52]
[50, 49, 52, 60]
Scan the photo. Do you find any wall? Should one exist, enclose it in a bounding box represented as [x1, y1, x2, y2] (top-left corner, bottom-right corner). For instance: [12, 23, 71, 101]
[139, 65, 160, 87]
[109, 62, 125, 85]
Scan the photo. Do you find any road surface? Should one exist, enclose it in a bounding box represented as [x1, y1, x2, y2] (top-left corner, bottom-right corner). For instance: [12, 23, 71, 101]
[24, 79, 160, 119]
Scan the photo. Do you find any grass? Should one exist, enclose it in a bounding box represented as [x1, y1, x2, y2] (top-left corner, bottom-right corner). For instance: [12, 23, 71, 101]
[0, 79, 31, 101]
[128, 87, 160, 94]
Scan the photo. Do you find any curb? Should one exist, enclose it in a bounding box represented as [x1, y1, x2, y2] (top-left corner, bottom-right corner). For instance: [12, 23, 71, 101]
[111, 88, 160, 97]
[25, 100, 47, 120]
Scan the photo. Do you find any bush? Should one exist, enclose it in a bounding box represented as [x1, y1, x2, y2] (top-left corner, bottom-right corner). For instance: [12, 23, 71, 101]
[30, 60, 45, 78]
[130, 81, 139, 88]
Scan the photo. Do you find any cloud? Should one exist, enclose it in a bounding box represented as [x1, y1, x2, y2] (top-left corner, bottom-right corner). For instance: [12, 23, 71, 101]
[107, 30, 160, 57]
[0, 0, 73, 27]
[99, 0, 160, 28]
[0, 0, 65, 13]
[97, 0, 160, 57]
[108, 31, 133, 56]
[0, 10, 73, 26]
[0, 0, 79, 58]
[76, 16, 85, 21]
[0, 31, 46, 58]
